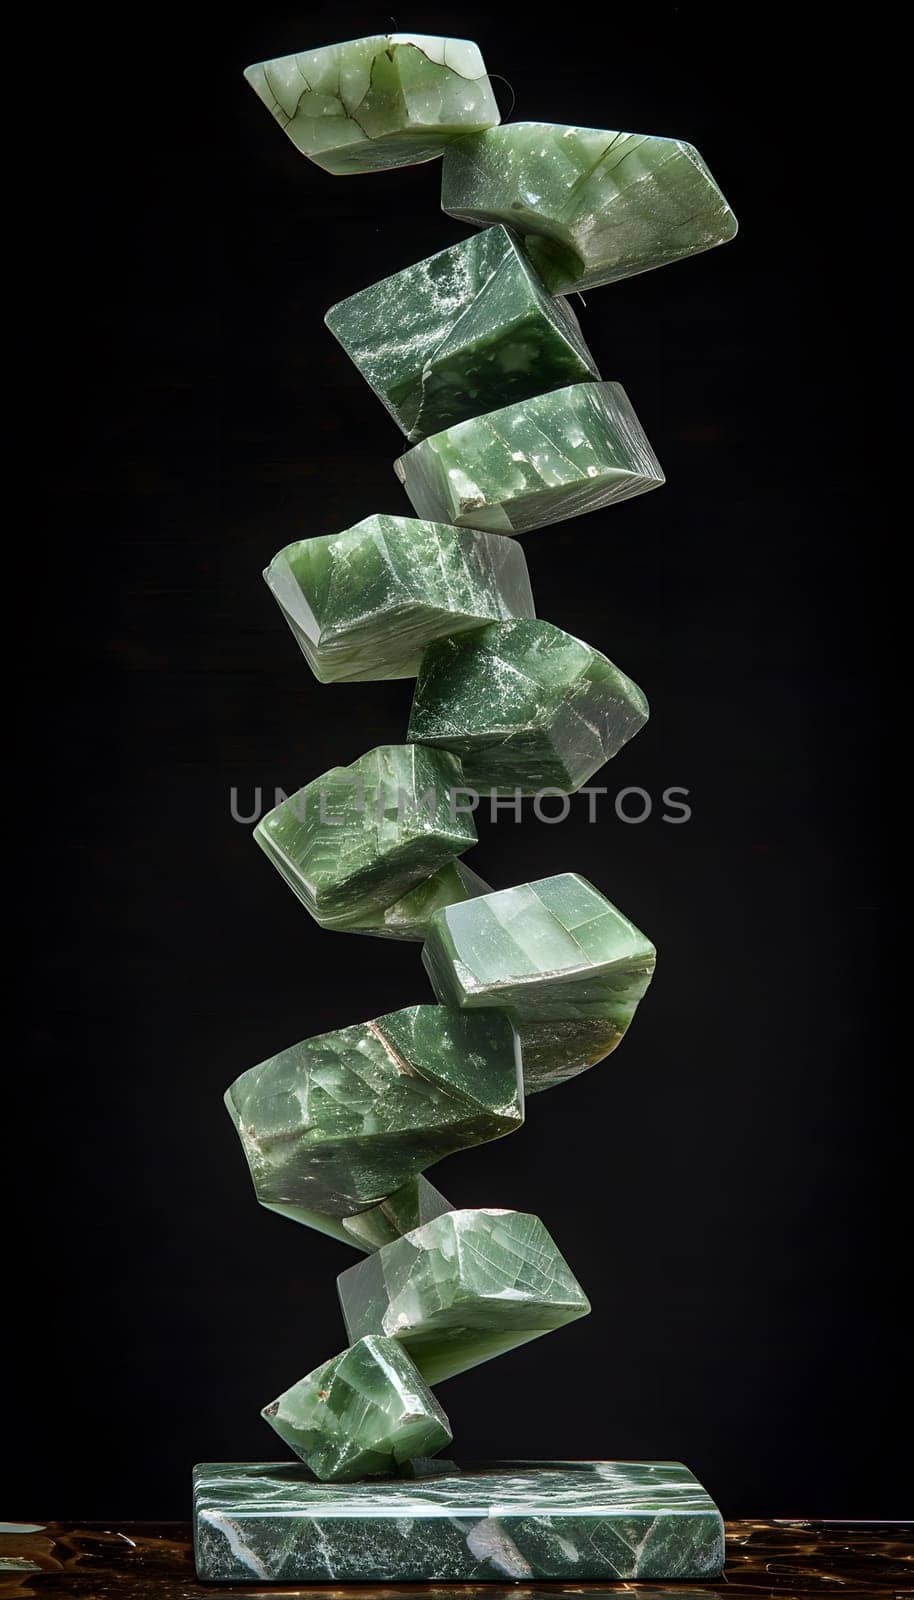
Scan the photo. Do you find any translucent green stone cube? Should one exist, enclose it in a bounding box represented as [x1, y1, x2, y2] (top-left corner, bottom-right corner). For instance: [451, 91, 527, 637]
[422, 874, 656, 1092]
[254, 745, 477, 929]
[394, 382, 664, 535]
[441, 122, 737, 295]
[244, 34, 500, 175]
[262, 1335, 451, 1481]
[264, 516, 534, 683]
[408, 619, 648, 794]
[325, 226, 599, 441]
[225, 1005, 522, 1235]
[337, 1208, 589, 1384]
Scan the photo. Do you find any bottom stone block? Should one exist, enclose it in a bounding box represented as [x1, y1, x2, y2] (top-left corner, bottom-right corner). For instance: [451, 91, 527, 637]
[193, 1459, 725, 1583]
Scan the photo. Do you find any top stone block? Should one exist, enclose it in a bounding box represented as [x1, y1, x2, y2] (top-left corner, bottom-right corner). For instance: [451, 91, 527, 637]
[441, 123, 737, 295]
[244, 35, 500, 175]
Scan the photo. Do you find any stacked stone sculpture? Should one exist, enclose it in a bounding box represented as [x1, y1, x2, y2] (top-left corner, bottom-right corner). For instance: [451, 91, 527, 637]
[194, 30, 736, 1585]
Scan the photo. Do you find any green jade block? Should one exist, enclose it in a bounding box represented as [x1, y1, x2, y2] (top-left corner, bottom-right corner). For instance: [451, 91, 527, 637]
[441, 122, 737, 295]
[265, 515, 534, 683]
[409, 618, 648, 794]
[337, 1208, 589, 1385]
[225, 1005, 522, 1238]
[244, 34, 499, 175]
[395, 381, 664, 535]
[347, 859, 491, 942]
[261, 1335, 451, 1482]
[423, 873, 656, 1092]
[254, 744, 476, 929]
[193, 1459, 725, 1582]
[325, 225, 599, 441]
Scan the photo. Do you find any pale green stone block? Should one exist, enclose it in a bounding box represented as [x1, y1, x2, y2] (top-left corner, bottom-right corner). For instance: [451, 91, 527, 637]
[254, 744, 477, 929]
[244, 35, 499, 175]
[408, 619, 648, 794]
[325, 225, 599, 441]
[337, 1208, 589, 1385]
[422, 874, 656, 1091]
[261, 1335, 451, 1482]
[265, 515, 534, 683]
[225, 1005, 522, 1228]
[346, 860, 491, 942]
[441, 122, 737, 295]
[394, 381, 664, 535]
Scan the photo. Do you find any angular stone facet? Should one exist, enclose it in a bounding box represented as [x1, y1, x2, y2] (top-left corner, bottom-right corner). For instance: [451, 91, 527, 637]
[346, 860, 491, 942]
[422, 874, 656, 1092]
[441, 122, 737, 295]
[244, 35, 500, 175]
[337, 1208, 589, 1385]
[325, 226, 599, 442]
[193, 1459, 726, 1583]
[341, 1175, 454, 1253]
[265, 516, 534, 684]
[244, 34, 499, 175]
[395, 382, 663, 535]
[225, 1006, 522, 1230]
[255, 745, 477, 929]
[409, 620, 648, 794]
[261, 1335, 452, 1482]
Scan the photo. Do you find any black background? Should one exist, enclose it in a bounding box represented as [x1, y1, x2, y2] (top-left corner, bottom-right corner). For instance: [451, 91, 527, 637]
[11, 4, 904, 1523]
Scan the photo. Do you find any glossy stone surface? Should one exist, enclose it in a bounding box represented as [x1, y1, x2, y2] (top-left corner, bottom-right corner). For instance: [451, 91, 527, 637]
[395, 381, 664, 534]
[265, 516, 534, 683]
[193, 1459, 723, 1583]
[337, 1209, 588, 1384]
[225, 1006, 522, 1234]
[340, 1175, 453, 1253]
[254, 744, 476, 929]
[244, 35, 500, 175]
[261, 1336, 451, 1482]
[348, 860, 491, 941]
[423, 874, 656, 1091]
[409, 619, 648, 793]
[11, 1515, 911, 1596]
[441, 122, 737, 295]
[325, 226, 599, 442]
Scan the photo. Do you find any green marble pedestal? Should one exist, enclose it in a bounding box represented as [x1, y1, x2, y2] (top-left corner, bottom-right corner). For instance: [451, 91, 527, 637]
[193, 1459, 724, 1583]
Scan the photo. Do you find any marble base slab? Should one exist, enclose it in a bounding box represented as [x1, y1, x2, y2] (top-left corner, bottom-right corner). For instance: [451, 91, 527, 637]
[192, 1459, 725, 1584]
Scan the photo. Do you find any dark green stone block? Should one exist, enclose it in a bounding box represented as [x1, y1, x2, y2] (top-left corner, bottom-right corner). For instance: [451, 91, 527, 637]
[408, 618, 648, 793]
[193, 1459, 725, 1582]
[225, 1006, 522, 1235]
[325, 225, 599, 441]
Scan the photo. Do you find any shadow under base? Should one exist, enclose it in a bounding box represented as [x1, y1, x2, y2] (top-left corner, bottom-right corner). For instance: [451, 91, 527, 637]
[192, 1459, 725, 1584]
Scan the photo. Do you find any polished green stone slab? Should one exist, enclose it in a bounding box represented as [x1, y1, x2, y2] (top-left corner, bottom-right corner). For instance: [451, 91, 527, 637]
[340, 1175, 453, 1253]
[325, 225, 599, 442]
[225, 1006, 522, 1234]
[244, 35, 499, 175]
[254, 744, 476, 929]
[265, 516, 534, 683]
[423, 873, 656, 1091]
[409, 619, 648, 794]
[394, 381, 664, 534]
[441, 122, 737, 295]
[347, 859, 491, 941]
[337, 1208, 588, 1385]
[193, 1459, 725, 1582]
[261, 1335, 451, 1482]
